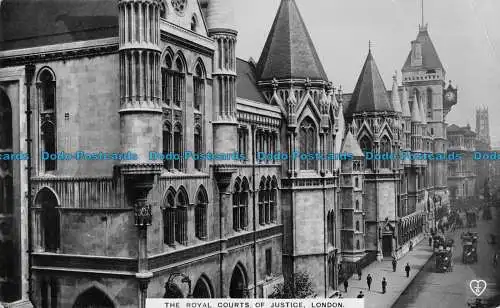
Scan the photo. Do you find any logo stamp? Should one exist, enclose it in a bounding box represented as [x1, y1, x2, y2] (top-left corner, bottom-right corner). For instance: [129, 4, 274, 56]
[469, 280, 487, 297]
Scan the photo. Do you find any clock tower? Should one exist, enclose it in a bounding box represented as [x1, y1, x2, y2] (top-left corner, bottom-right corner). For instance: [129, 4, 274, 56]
[401, 23, 456, 224]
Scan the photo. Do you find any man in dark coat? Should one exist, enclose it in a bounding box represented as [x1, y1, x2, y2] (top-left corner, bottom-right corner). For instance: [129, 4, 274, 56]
[405, 263, 411, 278]
[392, 257, 397, 272]
[382, 277, 387, 294]
[343, 278, 348, 292]
[366, 274, 372, 291]
[429, 236, 432, 246]
[357, 266, 362, 280]
[357, 291, 364, 298]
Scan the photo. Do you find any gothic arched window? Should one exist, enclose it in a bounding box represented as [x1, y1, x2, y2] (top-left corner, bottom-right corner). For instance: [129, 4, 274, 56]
[299, 117, 317, 170]
[163, 122, 172, 170]
[193, 63, 205, 111]
[163, 188, 176, 246]
[355, 221, 360, 232]
[355, 200, 359, 210]
[359, 136, 372, 170]
[162, 54, 173, 105]
[258, 180, 265, 226]
[194, 125, 202, 170]
[426, 88, 432, 118]
[38, 69, 57, 172]
[173, 123, 183, 170]
[175, 188, 188, 245]
[195, 186, 208, 240]
[0, 91, 13, 215]
[233, 179, 249, 231]
[0, 90, 12, 150]
[232, 181, 240, 231]
[380, 136, 391, 169]
[264, 178, 271, 224]
[191, 14, 198, 32]
[36, 189, 60, 252]
[270, 178, 278, 223]
[173, 57, 186, 107]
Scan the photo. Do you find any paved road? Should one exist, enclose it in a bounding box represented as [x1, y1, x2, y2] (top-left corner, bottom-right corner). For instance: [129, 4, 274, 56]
[393, 208, 500, 308]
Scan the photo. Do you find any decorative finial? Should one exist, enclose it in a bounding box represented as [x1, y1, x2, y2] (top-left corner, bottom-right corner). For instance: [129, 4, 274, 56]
[369, 40, 371, 52]
[393, 70, 397, 81]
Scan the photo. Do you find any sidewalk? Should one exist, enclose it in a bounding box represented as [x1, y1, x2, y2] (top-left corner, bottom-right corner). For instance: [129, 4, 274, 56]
[342, 241, 434, 308]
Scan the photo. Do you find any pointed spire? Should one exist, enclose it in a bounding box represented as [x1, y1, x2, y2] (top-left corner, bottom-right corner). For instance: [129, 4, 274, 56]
[257, 0, 328, 81]
[342, 130, 364, 157]
[403, 27, 443, 71]
[401, 87, 411, 118]
[391, 72, 402, 114]
[411, 94, 421, 123]
[345, 50, 393, 116]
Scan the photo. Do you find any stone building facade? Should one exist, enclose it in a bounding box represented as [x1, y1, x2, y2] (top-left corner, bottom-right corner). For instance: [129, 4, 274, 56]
[0, 0, 456, 306]
[447, 124, 477, 200]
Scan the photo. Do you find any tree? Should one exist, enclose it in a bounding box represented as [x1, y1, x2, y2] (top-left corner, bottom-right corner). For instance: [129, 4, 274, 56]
[269, 272, 316, 298]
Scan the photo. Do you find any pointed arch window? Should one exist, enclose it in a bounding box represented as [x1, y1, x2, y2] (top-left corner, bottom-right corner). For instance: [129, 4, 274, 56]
[195, 187, 208, 240]
[380, 136, 391, 169]
[355, 200, 359, 210]
[173, 123, 183, 170]
[163, 122, 172, 170]
[36, 189, 60, 252]
[359, 136, 373, 170]
[299, 118, 317, 170]
[191, 14, 198, 32]
[175, 189, 188, 245]
[162, 189, 176, 246]
[173, 57, 186, 107]
[194, 125, 203, 171]
[258, 180, 265, 226]
[233, 179, 249, 231]
[0, 91, 12, 150]
[355, 221, 360, 232]
[38, 69, 57, 172]
[193, 63, 205, 111]
[162, 55, 173, 105]
[426, 88, 432, 118]
[0, 91, 13, 214]
[264, 179, 271, 224]
[270, 178, 278, 223]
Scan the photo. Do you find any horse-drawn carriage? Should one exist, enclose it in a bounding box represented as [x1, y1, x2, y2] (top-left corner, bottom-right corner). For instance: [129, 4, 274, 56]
[462, 242, 478, 263]
[435, 249, 453, 272]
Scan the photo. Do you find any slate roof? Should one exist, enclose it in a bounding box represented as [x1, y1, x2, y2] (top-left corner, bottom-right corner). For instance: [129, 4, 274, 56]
[402, 27, 444, 72]
[344, 50, 394, 117]
[0, 0, 118, 51]
[256, 0, 328, 81]
[447, 124, 476, 136]
[236, 58, 266, 104]
[341, 130, 364, 157]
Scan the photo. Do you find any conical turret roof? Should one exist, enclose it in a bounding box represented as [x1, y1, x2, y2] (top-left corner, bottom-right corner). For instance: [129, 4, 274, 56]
[401, 87, 411, 118]
[341, 130, 364, 157]
[391, 75, 402, 114]
[345, 50, 394, 117]
[257, 0, 328, 81]
[411, 95, 421, 123]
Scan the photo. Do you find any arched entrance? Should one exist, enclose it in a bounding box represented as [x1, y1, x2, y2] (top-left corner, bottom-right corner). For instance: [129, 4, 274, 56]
[192, 276, 213, 298]
[164, 283, 184, 298]
[35, 188, 60, 252]
[73, 287, 115, 308]
[229, 263, 248, 298]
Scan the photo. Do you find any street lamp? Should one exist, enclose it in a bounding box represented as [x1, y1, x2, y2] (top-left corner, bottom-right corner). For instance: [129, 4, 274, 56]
[165, 273, 192, 298]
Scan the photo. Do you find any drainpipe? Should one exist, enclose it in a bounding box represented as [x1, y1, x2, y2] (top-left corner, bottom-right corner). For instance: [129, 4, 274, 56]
[25, 64, 36, 304]
[251, 124, 257, 298]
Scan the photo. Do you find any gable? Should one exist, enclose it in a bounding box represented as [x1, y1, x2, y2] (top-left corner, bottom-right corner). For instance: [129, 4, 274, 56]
[161, 0, 208, 37]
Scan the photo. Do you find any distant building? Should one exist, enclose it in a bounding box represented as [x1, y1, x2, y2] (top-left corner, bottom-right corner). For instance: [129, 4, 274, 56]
[447, 124, 477, 200]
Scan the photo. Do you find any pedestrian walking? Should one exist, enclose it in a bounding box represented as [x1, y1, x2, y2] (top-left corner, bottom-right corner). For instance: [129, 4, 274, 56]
[409, 241, 413, 251]
[366, 274, 372, 291]
[357, 291, 364, 298]
[357, 266, 362, 280]
[405, 263, 411, 278]
[429, 236, 432, 246]
[343, 279, 348, 293]
[392, 257, 397, 272]
[381, 277, 387, 294]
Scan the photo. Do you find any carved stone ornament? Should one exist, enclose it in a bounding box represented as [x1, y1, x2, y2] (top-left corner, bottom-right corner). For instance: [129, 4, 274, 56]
[134, 201, 152, 227]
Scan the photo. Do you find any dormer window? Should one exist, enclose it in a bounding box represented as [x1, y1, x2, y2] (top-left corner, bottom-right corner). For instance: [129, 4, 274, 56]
[191, 14, 198, 32]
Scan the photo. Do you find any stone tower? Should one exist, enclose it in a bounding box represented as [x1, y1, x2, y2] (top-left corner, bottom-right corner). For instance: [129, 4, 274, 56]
[344, 48, 401, 260]
[256, 0, 340, 296]
[204, 0, 238, 161]
[476, 106, 490, 145]
[118, 0, 163, 306]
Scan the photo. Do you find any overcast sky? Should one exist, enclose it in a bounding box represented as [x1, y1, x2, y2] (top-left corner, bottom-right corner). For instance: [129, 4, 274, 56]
[233, 0, 500, 146]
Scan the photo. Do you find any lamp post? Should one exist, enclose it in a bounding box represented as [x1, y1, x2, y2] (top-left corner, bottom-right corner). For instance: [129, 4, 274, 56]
[166, 273, 192, 298]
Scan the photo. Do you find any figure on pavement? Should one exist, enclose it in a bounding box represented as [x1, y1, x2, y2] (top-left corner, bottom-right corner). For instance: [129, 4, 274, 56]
[381, 277, 387, 294]
[343, 278, 348, 292]
[392, 257, 397, 272]
[357, 291, 364, 298]
[405, 263, 411, 278]
[366, 274, 372, 291]
[409, 240, 413, 251]
[429, 236, 432, 246]
[357, 266, 362, 280]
